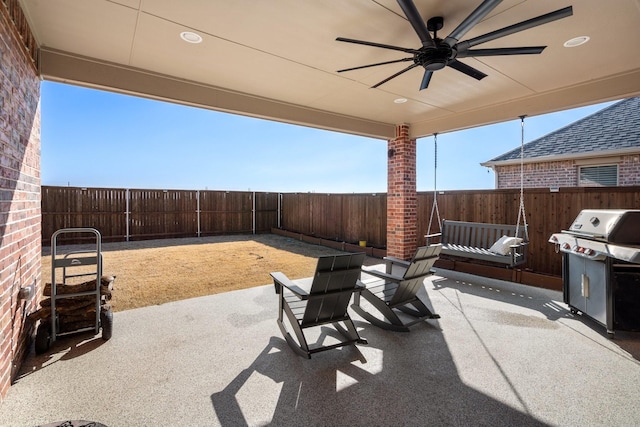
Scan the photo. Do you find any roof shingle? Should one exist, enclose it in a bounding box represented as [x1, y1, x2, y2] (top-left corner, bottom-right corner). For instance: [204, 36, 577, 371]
[486, 97, 640, 163]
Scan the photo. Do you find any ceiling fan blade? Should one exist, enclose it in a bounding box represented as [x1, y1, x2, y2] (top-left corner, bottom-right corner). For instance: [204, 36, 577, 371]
[443, 0, 503, 47]
[419, 70, 433, 90]
[371, 63, 421, 88]
[397, 0, 435, 48]
[337, 58, 414, 73]
[336, 37, 419, 54]
[447, 59, 487, 80]
[457, 6, 573, 51]
[457, 46, 546, 58]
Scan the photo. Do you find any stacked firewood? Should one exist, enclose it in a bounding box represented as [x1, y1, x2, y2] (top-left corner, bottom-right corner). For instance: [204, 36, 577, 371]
[29, 276, 116, 333]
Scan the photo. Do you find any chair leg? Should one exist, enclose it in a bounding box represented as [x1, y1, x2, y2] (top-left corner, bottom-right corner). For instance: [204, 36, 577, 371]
[351, 288, 410, 332]
[277, 319, 310, 358]
[396, 298, 440, 320]
[280, 296, 311, 358]
[334, 319, 368, 345]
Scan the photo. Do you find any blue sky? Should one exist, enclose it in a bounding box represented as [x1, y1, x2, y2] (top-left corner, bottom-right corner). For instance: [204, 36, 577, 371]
[41, 81, 616, 193]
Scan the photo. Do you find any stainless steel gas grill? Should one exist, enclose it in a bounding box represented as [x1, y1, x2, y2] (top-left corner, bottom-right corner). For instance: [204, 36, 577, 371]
[549, 209, 640, 336]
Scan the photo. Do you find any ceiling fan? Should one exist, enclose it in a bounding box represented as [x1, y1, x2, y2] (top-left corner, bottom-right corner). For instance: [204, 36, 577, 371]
[336, 0, 573, 90]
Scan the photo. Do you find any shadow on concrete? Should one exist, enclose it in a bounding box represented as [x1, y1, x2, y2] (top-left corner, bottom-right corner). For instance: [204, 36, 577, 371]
[211, 324, 549, 425]
[431, 272, 569, 321]
[15, 331, 107, 381]
[432, 269, 640, 363]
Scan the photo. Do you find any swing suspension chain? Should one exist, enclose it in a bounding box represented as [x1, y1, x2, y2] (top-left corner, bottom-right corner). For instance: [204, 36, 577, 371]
[427, 122, 528, 241]
[427, 133, 442, 236]
[515, 116, 529, 242]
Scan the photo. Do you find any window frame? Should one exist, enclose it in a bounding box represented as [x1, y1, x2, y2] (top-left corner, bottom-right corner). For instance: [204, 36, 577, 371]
[578, 164, 619, 187]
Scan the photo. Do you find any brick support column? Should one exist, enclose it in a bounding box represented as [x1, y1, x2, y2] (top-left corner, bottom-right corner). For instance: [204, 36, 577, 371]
[387, 124, 417, 260]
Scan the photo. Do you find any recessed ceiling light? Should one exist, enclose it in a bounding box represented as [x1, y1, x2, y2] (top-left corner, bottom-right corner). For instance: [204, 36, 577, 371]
[180, 31, 203, 44]
[394, 98, 408, 104]
[563, 36, 589, 48]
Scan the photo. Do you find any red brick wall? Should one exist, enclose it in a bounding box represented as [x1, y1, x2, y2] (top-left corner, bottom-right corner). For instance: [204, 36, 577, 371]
[619, 155, 640, 186]
[387, 125, 417, 260]
[0, 4, 42, 401]
[495, 156, 640, 188]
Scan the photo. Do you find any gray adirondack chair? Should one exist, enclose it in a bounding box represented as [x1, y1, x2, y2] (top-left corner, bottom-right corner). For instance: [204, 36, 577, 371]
[352, 245, 441, 332]
[270, 252, 367, 358]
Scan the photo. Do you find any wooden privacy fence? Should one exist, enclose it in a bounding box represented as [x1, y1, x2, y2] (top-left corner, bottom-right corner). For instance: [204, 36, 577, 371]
[424, 186, 639, 276]
[280, 192, 387, 248]
[41, 187, 280, 244]
[42, 186, 640, 277]
[281, 187, 640, 277]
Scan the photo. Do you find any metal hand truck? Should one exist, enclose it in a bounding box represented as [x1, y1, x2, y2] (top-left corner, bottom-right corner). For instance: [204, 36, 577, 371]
[35, 228, 113, 354]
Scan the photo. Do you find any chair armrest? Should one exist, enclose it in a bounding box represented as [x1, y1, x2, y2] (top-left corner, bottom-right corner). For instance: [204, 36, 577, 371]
[383, 256, 410, 274]
[509, 241, 529, 251]
[361, 266, 402, 283]
[383, 256, 410, 268]
[425, 232, 442, 245]
[508, 241, 528, 264]
[270, 272, 310, 299]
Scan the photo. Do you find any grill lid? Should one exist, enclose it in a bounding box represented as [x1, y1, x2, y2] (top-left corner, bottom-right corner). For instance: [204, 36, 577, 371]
[567, 209, 640, 243]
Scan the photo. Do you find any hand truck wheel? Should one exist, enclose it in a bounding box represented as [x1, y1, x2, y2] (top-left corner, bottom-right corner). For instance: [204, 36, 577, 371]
[101, 309, 113, 341]
[35, 322, 51, 354]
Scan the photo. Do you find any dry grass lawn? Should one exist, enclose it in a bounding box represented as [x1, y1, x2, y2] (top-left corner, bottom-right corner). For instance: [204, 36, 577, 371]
[41, 234, 357, 312]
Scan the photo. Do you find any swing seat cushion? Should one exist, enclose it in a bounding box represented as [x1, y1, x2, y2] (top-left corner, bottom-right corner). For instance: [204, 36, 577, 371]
[489, 236, 524, 255]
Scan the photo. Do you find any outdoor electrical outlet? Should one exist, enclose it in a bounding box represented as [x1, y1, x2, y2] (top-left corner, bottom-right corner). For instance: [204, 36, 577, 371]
[18, 284, 34, 300]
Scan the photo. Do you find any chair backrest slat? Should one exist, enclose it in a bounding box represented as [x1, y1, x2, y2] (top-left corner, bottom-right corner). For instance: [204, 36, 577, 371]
[389, 245, 441, 306]
[302, 253, 365, 325]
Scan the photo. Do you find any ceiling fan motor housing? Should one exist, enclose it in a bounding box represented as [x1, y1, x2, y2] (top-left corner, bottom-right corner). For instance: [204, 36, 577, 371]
[417, 41, 453, 70]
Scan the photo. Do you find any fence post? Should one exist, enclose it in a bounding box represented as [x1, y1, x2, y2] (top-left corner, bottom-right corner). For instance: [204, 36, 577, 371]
[278, 193, 281, 229]
[125, 188, 130, 242]
[252, 191, 256, 234]
[196, 190, 201, 237]
[310, 194, 313, 236]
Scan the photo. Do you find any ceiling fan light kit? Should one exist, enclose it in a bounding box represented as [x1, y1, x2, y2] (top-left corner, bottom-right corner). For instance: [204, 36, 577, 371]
[337, 0, 573, 90]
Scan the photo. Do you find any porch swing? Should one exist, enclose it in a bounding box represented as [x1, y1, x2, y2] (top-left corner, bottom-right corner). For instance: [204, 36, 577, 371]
[425, 117, 529, 268]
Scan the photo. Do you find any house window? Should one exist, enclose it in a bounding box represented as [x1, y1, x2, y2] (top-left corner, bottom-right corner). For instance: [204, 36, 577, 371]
[579, 165, 618, 186]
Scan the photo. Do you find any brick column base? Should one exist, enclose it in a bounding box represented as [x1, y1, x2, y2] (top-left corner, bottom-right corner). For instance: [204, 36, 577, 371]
[387, 124, 417, 260]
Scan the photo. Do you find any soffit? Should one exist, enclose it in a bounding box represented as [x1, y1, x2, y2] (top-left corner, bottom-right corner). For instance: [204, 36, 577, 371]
[20, 0, 640, 139]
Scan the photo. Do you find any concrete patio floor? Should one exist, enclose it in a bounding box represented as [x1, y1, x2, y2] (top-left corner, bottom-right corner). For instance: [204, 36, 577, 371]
[2, 266, 640, 426]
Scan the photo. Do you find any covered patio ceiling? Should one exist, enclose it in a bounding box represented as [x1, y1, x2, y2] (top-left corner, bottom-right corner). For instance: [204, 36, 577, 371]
[21, 0, 640, 140]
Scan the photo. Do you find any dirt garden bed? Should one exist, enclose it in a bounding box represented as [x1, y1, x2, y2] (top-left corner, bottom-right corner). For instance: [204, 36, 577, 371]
[41, 234, 369, 312]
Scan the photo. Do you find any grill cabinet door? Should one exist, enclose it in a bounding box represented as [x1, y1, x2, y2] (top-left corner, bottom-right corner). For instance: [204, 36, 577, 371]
[567, 254, 607, 326]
